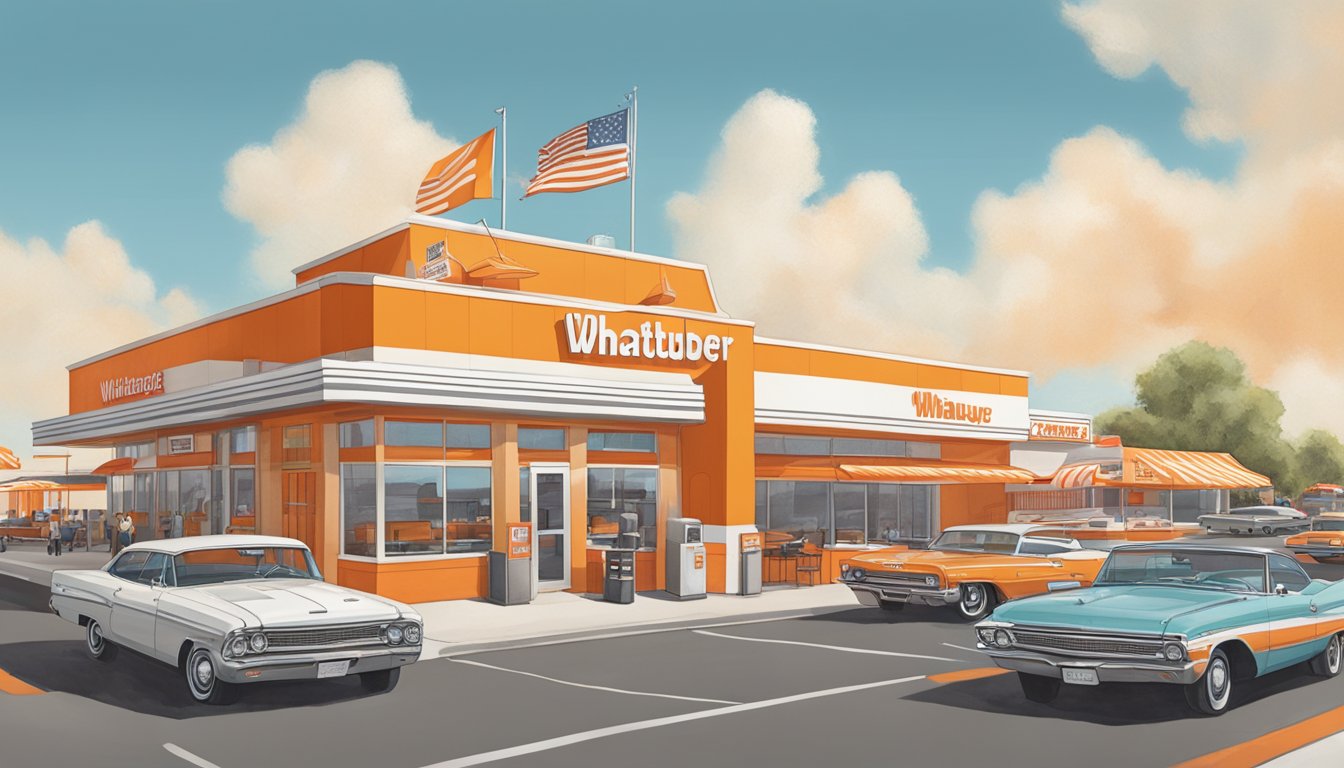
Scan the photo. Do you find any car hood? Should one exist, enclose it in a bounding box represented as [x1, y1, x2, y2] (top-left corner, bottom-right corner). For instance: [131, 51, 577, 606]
[991, 585, 1252, 635]
[177, 579, 409, 628]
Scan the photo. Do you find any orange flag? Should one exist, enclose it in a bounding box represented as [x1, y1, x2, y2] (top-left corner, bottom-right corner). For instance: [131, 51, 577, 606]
[416, 129, 495, 215]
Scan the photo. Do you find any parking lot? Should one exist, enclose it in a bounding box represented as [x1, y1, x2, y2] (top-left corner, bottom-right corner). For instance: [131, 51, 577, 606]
[2, 544, 1343, 768]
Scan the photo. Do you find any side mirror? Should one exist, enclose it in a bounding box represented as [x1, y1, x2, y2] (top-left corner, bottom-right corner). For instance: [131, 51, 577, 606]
[150, 576, 165, 589]
[1274, 583, 1289, 596]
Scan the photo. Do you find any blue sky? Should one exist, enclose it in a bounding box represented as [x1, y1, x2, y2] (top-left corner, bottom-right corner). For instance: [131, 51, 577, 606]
[0, 1, 1250, 417]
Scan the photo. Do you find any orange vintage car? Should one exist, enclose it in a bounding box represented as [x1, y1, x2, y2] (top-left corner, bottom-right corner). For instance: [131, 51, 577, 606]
[1285, 512, 1344, 561]
[838, 524, 1108, 620]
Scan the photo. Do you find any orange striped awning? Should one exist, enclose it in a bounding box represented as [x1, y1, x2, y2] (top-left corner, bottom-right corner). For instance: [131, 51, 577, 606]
[1050, 449, 1270, 490]
[92, 457, 135, 476]
[839, 463, 1038, 484]
[0, 479, 61, 492]
[0, 446, 20, 470]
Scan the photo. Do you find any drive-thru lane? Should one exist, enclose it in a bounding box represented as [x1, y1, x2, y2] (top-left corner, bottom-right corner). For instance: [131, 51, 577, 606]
[0, 552, 1342, 768]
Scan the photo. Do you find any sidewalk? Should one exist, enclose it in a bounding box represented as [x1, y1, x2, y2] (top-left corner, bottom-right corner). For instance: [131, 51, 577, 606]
[0, 541, 110, 583]
[416, 584, 860, 657]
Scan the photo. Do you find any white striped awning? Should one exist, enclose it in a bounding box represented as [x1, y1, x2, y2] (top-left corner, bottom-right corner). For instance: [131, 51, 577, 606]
[1053, 463, 1101, 488]
[1048, 448, 1270, 490]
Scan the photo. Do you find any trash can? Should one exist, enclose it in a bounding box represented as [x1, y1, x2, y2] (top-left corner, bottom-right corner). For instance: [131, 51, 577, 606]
[603, 548, 635, 604]
[739, 531, 763, 596]
[488, 522, 534, 605]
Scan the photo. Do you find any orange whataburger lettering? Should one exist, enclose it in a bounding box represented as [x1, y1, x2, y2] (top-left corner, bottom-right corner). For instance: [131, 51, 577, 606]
[910, 390, 993, 425]
[99, 371, 164, 405]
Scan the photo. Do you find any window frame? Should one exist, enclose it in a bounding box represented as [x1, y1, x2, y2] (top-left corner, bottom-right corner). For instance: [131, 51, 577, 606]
[338, 459, 492, 564]
[586, 464, 659, 550]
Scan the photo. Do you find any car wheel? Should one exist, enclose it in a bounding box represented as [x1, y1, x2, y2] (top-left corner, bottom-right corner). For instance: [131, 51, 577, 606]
[1309, 633, 1342, 677]
[957, 583, 996, 621]
[185, 647, 237, 705]
[360, 667, 400, 694]
[1184, 649, 1233, 715]
[1018, 673, 1061, 704]
[85, 619, 117, 662]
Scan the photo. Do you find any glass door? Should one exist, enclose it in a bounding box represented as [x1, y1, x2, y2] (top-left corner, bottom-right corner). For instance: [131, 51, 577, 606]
[530, 465, 570, 591]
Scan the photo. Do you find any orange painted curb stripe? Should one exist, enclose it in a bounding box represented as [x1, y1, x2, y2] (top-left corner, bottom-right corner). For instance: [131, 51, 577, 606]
[0, 668, 43, 696]
[1174, 704, 1344, 768]
[927, 667, 1011, 684]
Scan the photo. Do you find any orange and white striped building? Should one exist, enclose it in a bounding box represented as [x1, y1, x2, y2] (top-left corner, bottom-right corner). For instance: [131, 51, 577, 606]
[29, 217, 1265, 602]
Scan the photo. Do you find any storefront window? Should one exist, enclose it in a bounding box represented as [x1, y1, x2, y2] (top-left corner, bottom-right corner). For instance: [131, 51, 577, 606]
[1171, 490, 1221, 523]
[176, 469, 209, 538]
[519, 467, 531, 523]
[866, 484, 937, 543]
[340, 419, 375, 448]
[754, 434, 941, 459]
[282, 424, 312, 463]
[386, 421, 444, 448]
[519, 427, 565, 451]
[115, 441, 155, 460]
[763, 481, 830, 548]
[341, 464, 376, 557]
[231, 426, 256, 454]
[230, 468, 255, 532]
[587, 432, 655, 453]
[383, 464, 445, 556]
[446, 424, 490, 449]
[756, 480, 938, 547]
[587, 467, 657, 547]
[832, 484, 867, 545]
[445, 466, 492, 553]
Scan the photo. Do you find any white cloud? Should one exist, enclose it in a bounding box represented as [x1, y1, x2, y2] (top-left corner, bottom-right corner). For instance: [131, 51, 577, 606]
[0, 222, 200, 466]
[223, 60, 457, 290]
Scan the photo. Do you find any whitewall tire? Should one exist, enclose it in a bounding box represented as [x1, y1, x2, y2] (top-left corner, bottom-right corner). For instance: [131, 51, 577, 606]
[85, 619, 116, 661]
[957, 583, 996, 621]
[185, 647, 236, 705]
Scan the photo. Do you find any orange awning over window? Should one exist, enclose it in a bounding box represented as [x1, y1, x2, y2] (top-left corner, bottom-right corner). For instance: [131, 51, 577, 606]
[839, 463, 1038, 484]
[92, 457, 135, 476]
[0, 479, 61, 491]
[1050, 448, 1270, 490]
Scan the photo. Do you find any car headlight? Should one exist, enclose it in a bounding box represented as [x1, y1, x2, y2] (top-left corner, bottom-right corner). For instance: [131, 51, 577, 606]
[249, 632, 269, 653]
[1332, 539, 1342, 546]
[229, 636, 249, 658]
[1162, 642, 1185, 662]
[849, 568, 865, 582]
[404, 623, 421, 645]
[923, 575, 939, 587]
[994, 629, 1013, 648]
[976, 628, 996, 645]
[385, 624, 404, 645]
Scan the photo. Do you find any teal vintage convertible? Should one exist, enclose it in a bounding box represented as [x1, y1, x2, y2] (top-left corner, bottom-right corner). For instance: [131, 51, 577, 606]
[975, 544, 1344, 715]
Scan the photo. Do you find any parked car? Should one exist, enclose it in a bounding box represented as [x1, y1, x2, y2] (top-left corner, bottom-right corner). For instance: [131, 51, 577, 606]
[975, 543, 1344, 715]
[49, 534, 422, 704]
[1285, 512, 1344, 561]
[1199, 506, 1309, 535]
[837, 524, 1107, 620]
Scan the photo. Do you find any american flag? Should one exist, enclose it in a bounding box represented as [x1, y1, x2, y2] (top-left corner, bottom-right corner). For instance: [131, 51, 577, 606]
[525, 109, 630, 196]
[416, 129, 495, 215]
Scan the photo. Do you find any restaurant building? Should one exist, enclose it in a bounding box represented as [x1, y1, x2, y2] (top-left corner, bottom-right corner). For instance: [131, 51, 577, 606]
[31, 216, 1165, 603]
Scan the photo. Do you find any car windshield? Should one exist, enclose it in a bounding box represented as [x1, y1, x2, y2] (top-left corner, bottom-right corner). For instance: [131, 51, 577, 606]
[929, 530, 1019, 554]
[1313, 519, 1344, 532]
[1095, 548, 1267, 592]
[173, 546, 321, 587]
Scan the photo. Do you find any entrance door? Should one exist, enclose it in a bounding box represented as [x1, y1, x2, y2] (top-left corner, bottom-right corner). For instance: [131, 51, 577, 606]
[282, 471, 318, 553]
[530, 465, 570, 591]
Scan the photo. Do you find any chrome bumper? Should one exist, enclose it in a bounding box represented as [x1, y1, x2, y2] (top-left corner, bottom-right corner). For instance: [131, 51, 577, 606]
[215, 646, 420, 684]
[843, 582, 960, 607]
[979, 646, 1200, 685]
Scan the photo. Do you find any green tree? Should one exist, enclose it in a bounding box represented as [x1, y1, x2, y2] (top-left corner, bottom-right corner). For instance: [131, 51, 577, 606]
[1096, 341, 1296, 492]
[1292, 430, 1344, 492]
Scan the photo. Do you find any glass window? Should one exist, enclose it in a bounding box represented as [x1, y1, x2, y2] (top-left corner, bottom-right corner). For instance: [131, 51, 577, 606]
[1269, 554, 1311, 592]
[832, 438, 908, 457]
[115, 441, 154, 460]
[519, 467, 531, 523]
[341, 464, 376, 557]
[384, 464, 446, 556]
[175, 546, 320, 586]
[133, 473, 153, 514]
[231, 426, 256, 454]
[519, 428, 565, 451]
[386, 421, 444, 448]
[137, 552, 170, 585]
[587, 467, 658, 547]
[832, 484, 866, 545]
[1171, 490, 1220, 523]
[1018, 539, 1073, 556]
[446, 423, 491, 449]
[908, 441, 941, 459]
[109, 551, 150, 581]
[755, 480, 768, 532]
[445, 466, 492, 553]
[340, 419, 375, 448]
[763, 481, 830, 549]
[282, 424, 312, 463]
[157, 471, 180, 538]
[587, 432, 656, 452]
[230, 468, 256, 531]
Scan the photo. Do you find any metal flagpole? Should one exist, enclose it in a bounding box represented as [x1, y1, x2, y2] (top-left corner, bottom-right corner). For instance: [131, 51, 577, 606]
[627, 86, 638, 251]
[495, 106, 507, 230]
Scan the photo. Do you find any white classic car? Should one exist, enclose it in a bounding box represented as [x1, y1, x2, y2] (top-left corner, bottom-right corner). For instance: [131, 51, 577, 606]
[49, 534, 422, 704]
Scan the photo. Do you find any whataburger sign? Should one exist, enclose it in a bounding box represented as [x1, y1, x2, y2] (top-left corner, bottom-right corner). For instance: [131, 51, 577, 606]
[564, 312, 734, 362]
[99, 371, 164, 405]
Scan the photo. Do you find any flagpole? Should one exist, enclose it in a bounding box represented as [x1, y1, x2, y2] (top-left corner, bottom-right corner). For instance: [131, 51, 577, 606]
[495, 106, 507, 231]
[627, 85, 638, 251]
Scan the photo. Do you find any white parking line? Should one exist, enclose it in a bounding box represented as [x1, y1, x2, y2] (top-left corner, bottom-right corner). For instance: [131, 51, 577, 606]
[941, 642, 986, 655]
[163, 743, 221, 768]
[419, 674, 927, 768]
[451, 658, 740, 705]
[692, 629, 963, 662]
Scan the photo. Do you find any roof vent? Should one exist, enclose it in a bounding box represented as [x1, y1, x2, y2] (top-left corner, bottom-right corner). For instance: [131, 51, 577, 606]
[587, 234, 616, 249]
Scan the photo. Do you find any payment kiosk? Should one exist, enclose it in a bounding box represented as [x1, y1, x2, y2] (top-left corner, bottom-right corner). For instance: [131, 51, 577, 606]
[667, 517, 707, 600]
[603, 513, 640, 604]
[739, 531, 762, 596]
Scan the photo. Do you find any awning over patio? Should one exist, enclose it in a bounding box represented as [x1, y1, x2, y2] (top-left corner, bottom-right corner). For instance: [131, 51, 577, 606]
[91, 457, 135, 476]
[839, 462, 1038, 484]
[1050, 448, 1270, 490]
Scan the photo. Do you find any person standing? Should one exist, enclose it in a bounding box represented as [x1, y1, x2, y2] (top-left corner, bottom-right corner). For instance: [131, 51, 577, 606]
[47, 512, 62, 557]
[117, 513, 135, 552]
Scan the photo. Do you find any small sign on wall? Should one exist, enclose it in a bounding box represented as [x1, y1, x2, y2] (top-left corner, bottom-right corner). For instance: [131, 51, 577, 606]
[508, 522, 533, 559]
[167, 435, 195, 455]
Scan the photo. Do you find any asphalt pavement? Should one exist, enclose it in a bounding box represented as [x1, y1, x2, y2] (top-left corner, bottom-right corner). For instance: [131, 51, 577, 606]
[1, 535, 1343, 768]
